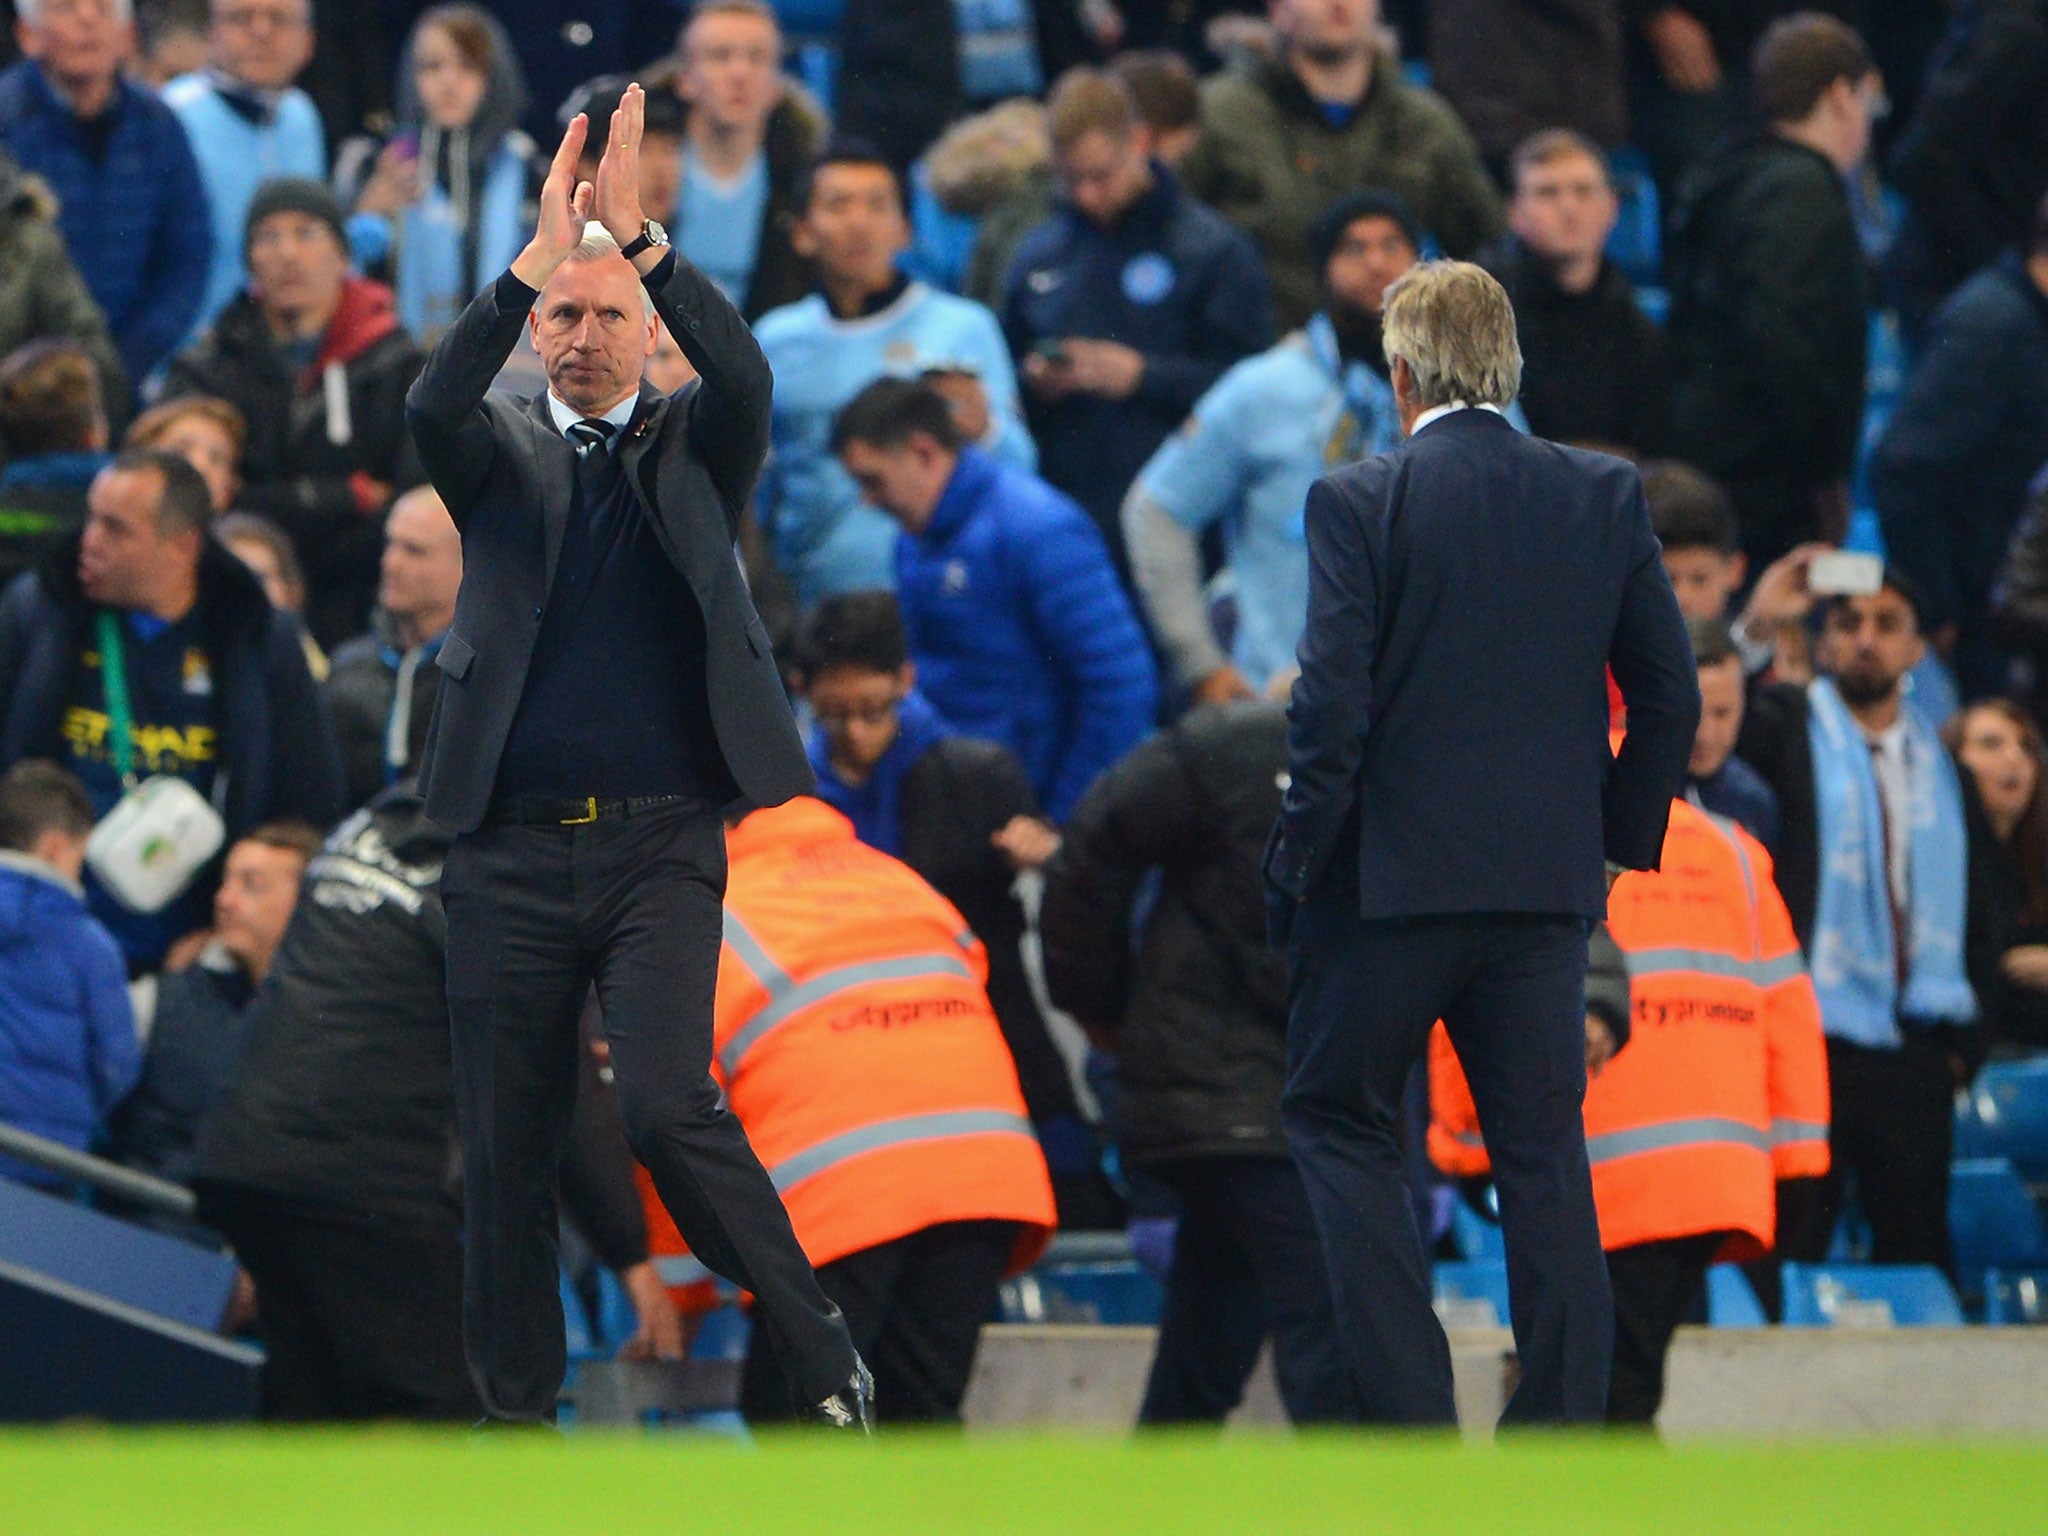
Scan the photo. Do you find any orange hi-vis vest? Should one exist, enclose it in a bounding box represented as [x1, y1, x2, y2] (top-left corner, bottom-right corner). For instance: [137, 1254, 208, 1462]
[637, 798, 1056, 1282]
[1429, 797, 1830, 1262]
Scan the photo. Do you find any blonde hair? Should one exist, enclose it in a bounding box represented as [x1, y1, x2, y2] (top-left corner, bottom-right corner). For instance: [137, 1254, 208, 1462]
[564, 221, 655, 317]
[1380, 260, 1522, 409]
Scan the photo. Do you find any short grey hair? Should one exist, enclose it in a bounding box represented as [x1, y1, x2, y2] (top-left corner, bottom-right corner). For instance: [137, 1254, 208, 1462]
[17, 0, 135, 23]
[564, 221, 655, 317]
[1381, 260, 1523, 409]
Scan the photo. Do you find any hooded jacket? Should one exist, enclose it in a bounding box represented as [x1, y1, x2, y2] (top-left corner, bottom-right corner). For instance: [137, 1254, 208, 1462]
[336, 10, 539, 342]
[0, 531, 348, 851]
[0, 851, 137, 1185]
[324, 607, 445, 812]
[163, 276, 427, 648]
[1040, 703, 1293, 1167]
[0, 147, 125, 418]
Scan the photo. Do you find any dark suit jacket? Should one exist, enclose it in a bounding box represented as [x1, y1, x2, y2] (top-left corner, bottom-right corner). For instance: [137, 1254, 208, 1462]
[1732, 681, 1821, 949]
[403, 254, 813, 834]
[1266, 409, 1698, 922]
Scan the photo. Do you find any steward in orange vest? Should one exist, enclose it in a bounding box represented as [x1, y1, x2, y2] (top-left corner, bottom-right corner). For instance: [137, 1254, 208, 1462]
[1429, 796, 1829, 1423]
[637, 797, 1056, 1423]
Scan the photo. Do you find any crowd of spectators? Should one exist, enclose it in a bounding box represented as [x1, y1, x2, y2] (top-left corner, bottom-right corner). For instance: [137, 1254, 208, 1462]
[3, 0, 2048, 1427]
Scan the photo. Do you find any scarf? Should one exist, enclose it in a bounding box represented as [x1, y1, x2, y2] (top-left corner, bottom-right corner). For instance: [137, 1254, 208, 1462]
[806, 688, 952, 857]
[1805, 677, 1975, 1046]
[1304, 310, 1400, 466]
[393, 135, 528, 341]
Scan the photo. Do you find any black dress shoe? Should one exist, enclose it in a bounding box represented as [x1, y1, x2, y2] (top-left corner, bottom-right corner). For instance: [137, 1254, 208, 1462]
[808, 1356, 874, 1433]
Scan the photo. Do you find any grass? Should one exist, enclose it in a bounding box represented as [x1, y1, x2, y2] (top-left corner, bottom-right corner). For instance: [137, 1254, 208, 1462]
[3, 1431, 2046, 1536]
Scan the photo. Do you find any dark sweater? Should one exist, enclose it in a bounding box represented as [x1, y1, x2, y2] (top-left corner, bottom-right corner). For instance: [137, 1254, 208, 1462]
[495, 435, 711, 802]
[1480, 234, 1670, 456]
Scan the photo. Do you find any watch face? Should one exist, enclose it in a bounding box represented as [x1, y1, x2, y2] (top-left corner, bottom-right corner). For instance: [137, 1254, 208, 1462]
[645, 219, 669, 246]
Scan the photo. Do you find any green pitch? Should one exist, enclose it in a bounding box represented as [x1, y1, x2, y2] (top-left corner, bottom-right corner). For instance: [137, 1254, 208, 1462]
[4, 1431, 2044, 1535]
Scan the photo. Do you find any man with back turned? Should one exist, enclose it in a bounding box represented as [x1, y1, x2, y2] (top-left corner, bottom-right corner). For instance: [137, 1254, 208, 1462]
[1264, 261, 1699, 1426]
[402, 85, 867, 1428]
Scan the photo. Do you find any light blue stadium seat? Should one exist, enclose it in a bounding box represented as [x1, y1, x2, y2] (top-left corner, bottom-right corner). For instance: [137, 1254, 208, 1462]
[1949, 1157, 2048, 1273]
[997, 1260, 1163, 1326]
[1956, 1058, 2048, 1182]
[1706, 1264, 1767, 1327]
[1433, 1259, 1511, 1330]
[561, 1272, 599, 1360]
[1450, 1199, 1505, 1263]
[1982, 1267, 2048, 1325]
[1781, 1262, 1964, 1328]
[1605, 146, 1662, 289]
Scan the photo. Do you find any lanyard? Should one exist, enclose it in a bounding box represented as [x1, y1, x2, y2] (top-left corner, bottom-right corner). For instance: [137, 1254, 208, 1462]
[95, 609, 138, 787]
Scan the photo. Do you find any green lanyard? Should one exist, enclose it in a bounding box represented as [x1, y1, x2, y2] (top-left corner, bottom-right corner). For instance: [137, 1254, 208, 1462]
[95, 609, 138, 787]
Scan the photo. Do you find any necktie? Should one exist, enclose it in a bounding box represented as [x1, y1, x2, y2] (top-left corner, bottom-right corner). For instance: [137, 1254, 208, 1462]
[1869, 740, 1910, 985]
[566, 418, 617, 466]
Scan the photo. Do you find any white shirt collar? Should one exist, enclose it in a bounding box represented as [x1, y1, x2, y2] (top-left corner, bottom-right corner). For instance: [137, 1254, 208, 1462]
[1410, 400, 1506, 436]
[546, 389, 639, 441]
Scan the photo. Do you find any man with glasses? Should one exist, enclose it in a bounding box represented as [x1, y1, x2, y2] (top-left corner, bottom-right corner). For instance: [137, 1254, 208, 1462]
[165, 0, 324, 333]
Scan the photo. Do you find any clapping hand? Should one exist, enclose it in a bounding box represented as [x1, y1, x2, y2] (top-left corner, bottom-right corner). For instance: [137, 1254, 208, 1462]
[595, 82, 650, 260]
[511, 112, 592, 289]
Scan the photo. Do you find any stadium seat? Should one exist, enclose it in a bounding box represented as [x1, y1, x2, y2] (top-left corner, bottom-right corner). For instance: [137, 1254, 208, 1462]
[1982, 1268, 2048, 1326]
[1433, 1259, 1511, 1330]
[561, 1273, 599, 1360]
[1949, 1157, 2048, 1273]
[1780, 1263, 1964, 1328]
[1706, 1264, 1767, 1327]
[998, 1233, 1165, 1327]
[1450, 1198, 1505, 1263]
[1604, 147, 1662, 289]
[1955, 1058, 2048, 1182]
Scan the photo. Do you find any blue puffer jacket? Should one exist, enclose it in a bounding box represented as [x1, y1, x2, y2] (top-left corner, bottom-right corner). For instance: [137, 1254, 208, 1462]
[0, 61, 212, 386]
[896, 447, 1158, 822]
[0, 854, 138, 1187]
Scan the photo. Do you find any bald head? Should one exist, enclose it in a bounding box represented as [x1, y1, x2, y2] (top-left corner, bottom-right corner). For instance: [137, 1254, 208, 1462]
[380, 486, 462, 648]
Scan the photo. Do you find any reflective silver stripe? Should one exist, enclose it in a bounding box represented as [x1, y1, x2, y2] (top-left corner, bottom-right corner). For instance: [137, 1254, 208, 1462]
[1624, 948, 1805, 987]
[1585, 1116, 1771, 1165]
[769, 1109, 1037, 1193]
[1454, 1132, 1486, 1149]
[719, 951, 979, 1074]
[1753, 953, 1807, 987]
[1771, 1118, 1829, 1146]
[722, 909, 792, 990]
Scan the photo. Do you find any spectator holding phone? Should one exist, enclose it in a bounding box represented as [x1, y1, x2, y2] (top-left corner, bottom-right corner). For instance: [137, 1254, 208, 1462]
[336, 5, 539, 343]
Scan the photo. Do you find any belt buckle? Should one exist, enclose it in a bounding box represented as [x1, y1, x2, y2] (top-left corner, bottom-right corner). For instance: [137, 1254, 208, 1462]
[561, 797, 599, 826]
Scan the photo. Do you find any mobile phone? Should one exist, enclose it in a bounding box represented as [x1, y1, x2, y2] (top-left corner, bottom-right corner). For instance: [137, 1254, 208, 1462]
[1807, 550, 1883, 597]
[1033, 338, 1070, 364]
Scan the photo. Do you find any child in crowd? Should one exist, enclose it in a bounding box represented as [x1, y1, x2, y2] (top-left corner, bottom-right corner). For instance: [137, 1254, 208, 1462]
[0, 761, 139, 1188]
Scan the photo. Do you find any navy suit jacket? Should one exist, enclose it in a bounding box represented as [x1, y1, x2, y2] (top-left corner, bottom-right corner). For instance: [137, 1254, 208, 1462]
[1265, 409, 1699, 922]
[403, 255, 814, 834]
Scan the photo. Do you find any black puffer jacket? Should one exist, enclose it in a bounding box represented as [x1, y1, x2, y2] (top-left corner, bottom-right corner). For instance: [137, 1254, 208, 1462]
[192, 790, 650, 1264]
[163, 277, 426, 649]
[1040, 703, 1289, 1167]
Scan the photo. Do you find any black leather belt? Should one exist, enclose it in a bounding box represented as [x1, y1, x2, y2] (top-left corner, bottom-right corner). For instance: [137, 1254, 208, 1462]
[488, 793, 699, 826]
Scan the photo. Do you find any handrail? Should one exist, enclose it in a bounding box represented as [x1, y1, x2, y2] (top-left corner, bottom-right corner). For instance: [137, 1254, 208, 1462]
[0, 1122, 197, 1218]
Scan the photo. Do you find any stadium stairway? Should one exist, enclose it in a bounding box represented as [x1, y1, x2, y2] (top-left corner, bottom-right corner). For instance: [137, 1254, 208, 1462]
[0, 1127, 260, 1422]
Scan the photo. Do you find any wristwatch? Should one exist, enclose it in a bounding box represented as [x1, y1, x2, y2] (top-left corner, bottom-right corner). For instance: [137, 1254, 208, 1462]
[619, 218, 670, 260]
